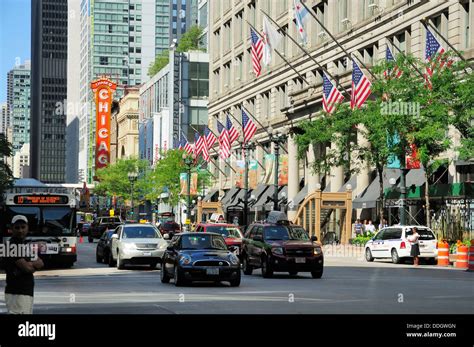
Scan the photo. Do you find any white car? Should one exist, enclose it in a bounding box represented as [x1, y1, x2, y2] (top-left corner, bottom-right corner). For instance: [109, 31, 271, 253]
[111, 224, 169, 269]
[364, 225, 438, 264]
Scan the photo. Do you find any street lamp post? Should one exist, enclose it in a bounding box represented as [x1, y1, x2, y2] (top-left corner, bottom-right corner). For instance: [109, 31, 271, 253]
[128, 171, 138, 220]
[269, 127, 287, 211]
[182, 153, 196, 228]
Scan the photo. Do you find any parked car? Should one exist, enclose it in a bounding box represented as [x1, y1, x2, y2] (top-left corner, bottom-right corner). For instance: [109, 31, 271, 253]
[194, 223, 243, 259]
[241, 211, 324, 278]
[161, 232, 241, 287]
[159, 221, 181, 239]
[364, 225, 438, 264]
[110, 224, 168, 269]
[88, 216, 123, 242]
[96, 230, 116, 264]
[77, 222, 91, 236]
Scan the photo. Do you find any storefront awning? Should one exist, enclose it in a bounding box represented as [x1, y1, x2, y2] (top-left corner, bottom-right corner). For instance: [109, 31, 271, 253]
[353, 169, 401, 209]
[265, 186, 288, 209]
[203, 189, 218, 202]
[293, 185, 308, 206]
[220, 187, 238, 207]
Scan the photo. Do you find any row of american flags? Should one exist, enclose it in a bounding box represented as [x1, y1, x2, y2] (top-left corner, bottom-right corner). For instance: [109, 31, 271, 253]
[176, 24, 448, 164]
[177, 108, 257, 162]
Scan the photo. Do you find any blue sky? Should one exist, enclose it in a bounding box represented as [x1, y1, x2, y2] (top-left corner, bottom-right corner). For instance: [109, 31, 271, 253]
[0, 0, 31, 103]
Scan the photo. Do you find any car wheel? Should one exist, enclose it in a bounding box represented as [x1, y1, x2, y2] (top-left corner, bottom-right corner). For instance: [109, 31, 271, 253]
[391, 249, 400, 264]
[242, 255, 253, 275]
[95, 250, 102, 263]
[261, 256, 273, 278]
[160, 262, 170, 283]
[289, 271, 298, 276]
[229, 270, 241, 287]
[365, 248, 374, 262]
[174, 265, 187, 287]
[108, 252, 115, 267]
[117, 252, 125, 270]
[311, 268, 323, 279]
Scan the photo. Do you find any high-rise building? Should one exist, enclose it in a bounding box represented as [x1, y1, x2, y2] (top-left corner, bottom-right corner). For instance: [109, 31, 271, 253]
[6, 61, 31, 157]
[0, 103, 9, 135]
[31, 0, 68, 183]
[197, 0, 208, 50]
[170, 0, 198, 45]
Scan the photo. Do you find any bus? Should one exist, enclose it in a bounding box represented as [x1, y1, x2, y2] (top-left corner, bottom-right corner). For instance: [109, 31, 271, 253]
[0, 179, 78, 268]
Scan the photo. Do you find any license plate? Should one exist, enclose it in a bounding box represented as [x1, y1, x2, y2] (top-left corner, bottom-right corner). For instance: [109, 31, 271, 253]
[295, 258, 306, 264]
[143, 252, 152, 256]
[419, 244, 426, 248]
[44, 244, 59, 254]
[206, 268, 219, 275]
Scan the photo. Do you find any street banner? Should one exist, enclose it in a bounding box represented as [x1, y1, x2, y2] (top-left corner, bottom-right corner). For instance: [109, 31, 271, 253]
[190, 173, 198, 195]
[235, 160, 245, 188]
[278, 155, 289, 186]
[90, 77, 117, 170]
[263, 154, 275, 185]
[406, 143, 421, 169]
[249, 160, 258, 190]
[179, 173, 188, 195]
[387, 131, 401, 169]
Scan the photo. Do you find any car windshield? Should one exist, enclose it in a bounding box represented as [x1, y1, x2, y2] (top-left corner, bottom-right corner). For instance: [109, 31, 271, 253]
[181, 234, 227, 250]
[205, 226, 242, 239]
[288, 227, 310, 241]
[406, 228, 435, 240]
[100, 217, 121, 224]
[263, 225, 291, 241]
[122, 226, 160, 239]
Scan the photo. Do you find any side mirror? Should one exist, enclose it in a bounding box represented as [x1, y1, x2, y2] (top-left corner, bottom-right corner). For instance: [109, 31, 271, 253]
[163, 234, 170, 240]
[311, 236, 318, 242]
[253, 235, 263, 242]
[111, 234, 118, 240]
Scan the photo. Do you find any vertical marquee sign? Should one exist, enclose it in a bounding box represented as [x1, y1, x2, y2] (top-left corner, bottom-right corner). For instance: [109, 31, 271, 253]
[90, 77, 117, 170]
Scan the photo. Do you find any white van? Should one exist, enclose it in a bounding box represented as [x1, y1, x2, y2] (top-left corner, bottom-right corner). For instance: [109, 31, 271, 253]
[364, 226, 438, 264]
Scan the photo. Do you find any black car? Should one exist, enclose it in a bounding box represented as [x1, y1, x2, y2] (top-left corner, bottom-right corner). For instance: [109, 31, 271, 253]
[241, 211, 324, 278]
[158, 221, 181, 239]
[88, 217, 123, 242]
[96, 230, 116, 264]
[161, 232, 241, 287]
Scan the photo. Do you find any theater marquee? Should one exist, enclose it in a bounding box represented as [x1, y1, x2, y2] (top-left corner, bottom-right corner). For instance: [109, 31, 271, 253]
[90, 77, 117, 170]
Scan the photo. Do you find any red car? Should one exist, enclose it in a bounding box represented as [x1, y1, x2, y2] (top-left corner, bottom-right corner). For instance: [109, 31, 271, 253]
[194, 223, 243, 258]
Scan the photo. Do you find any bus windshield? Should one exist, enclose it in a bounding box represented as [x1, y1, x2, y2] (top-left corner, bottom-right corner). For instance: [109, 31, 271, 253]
[2, 206, 75, 237]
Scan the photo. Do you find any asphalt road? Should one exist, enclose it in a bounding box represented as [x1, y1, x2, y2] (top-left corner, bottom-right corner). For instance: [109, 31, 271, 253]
[0, 241, 472, 314]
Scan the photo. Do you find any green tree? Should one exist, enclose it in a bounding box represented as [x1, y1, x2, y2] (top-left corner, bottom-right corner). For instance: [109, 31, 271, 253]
[176, 25, 205, 53]
[148, 50, 169, 77]
[0, 134, 13, 197]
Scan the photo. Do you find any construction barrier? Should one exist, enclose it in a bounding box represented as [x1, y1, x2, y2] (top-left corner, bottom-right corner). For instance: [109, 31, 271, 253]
[468, 240, 474, 272]
[455, 244, 468, 269]
[437, 241, 449, 266]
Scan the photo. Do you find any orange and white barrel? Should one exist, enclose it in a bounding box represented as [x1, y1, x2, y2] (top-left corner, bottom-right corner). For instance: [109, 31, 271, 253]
[455, 245, 468, 269]
[468, 240, 474, 272]
[437, 241, 449, 266]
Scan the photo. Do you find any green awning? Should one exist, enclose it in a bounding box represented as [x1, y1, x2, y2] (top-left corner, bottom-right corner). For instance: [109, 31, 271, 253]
[385, 183, 473, 199]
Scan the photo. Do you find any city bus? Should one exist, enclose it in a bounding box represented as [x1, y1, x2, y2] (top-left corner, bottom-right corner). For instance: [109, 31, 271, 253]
[0, 179, 78, 268]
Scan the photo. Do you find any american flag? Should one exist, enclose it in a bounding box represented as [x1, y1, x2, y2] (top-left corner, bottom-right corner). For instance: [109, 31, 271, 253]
[425, 28, 446, 88]
[242, 109, 257, 144]
[351, 59, 372, 110]
[250, 28, 263, 77]
[217, 120, 231, 160]
[204, 126, 217, 149]
[322, 72, 344, 113]
[181, 131, 193, 154]
[226, 115, 239, 144]
[384, 46, 402, 78]
[194, 132, 205, 157]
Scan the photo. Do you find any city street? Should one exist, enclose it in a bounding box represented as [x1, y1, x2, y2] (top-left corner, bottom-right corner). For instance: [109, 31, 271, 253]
[1, 241, 472, 314]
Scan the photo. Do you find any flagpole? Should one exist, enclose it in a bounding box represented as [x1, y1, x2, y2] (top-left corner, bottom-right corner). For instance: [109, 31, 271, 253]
[386, 38, 425, 78]
[226, 111, 271, 157]
[242, 105, 288, 154]
[421, 19, 467, 62]
[300, 1, 378, 81]
[260, 9, 351, 100]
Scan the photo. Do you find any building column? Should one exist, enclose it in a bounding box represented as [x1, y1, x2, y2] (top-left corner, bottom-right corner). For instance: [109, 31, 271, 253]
[306, 144, 320, 194]
[330, 140, 344, 193]
[287, 134, 299, 220]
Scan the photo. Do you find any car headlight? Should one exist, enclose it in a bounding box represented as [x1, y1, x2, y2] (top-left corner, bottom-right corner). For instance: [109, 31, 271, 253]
[158, 242, 168, 250]
[179, 254, 192, 265]
[228, 254, 239, 265]
[122, 243, 136, 250]
[313, 247, 322, 255]
[272, 247, 284, 256]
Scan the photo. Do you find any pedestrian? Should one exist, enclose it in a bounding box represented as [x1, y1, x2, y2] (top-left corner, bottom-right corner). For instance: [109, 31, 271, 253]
[365, 220, 376, 235]
[354, 219, 363, 237]
[408, 227, 421, 266]
[362, 219, 367, 236]
[4, 215, 44, 314]
[378, 219, 388, 230]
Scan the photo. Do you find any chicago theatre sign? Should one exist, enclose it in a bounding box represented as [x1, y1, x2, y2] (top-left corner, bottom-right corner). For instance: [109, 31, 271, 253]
[90, 77, 117, 170]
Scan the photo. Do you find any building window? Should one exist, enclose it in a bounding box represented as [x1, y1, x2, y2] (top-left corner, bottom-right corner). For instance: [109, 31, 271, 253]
[358, 43, 377, 65]
[461, 0, 472, 49]
[311, 0, 328, 45]
[223, 62, 231, 88]
[224, 20, 231, 54]
[261, 92, 270, 120]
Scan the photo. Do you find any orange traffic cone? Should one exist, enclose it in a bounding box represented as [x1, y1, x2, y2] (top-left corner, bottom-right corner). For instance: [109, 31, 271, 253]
[79, 235, 83, 243]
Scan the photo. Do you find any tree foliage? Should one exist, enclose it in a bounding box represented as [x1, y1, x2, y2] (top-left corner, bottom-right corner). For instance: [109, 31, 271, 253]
[0, 134, 13, 197]
[148, 50, 169, 77]
[176, 25, 205, 53]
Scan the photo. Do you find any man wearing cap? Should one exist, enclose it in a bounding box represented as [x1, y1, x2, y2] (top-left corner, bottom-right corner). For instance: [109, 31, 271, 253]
[4, 215, 44, 314]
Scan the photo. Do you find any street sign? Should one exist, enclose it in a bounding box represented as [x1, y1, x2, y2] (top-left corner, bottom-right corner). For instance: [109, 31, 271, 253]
[185, 219, 191, 224]
[109, 209, 114, 216]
